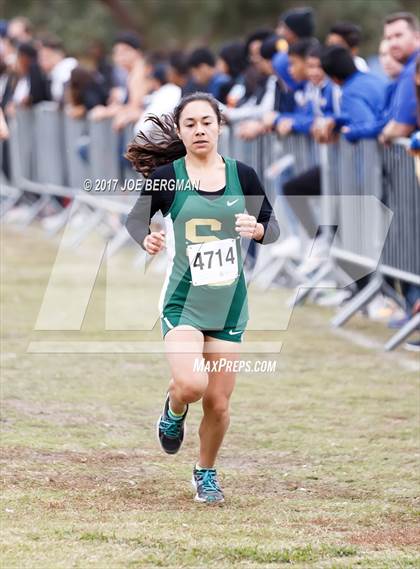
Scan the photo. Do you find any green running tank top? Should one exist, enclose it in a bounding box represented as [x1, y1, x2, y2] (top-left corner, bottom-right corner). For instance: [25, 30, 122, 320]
[158, 155, 249, 331]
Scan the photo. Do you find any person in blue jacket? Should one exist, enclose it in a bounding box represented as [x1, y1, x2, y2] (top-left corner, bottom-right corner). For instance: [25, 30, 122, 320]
[380, 11, 420, 143]
[317, 45, 386, 143]
[268, 38, 318, 132]
[187, 47, 231, 104]
[314, 38, 401, 141]
[275, 43, 338, 137]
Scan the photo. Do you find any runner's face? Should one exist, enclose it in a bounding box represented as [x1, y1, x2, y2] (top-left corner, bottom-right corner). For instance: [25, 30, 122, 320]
[177, 100, 220, 156]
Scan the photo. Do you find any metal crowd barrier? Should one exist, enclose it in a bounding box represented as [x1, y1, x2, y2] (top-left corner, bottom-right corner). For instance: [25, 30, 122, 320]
[219, 130, 419, 350]
[320, 138, 384, 269]
[0, 139, 21, 216]
[378, 142, 419, 350]
[316, 138, 419, 350]
[2, 106, 418, 349]
[3, 103, 138, 249]
[381, 142, 420, 281]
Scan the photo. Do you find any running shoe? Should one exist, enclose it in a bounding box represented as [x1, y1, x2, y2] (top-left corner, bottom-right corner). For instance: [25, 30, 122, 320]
[156, 393, 188, 455]
[191, 466, 225, 503]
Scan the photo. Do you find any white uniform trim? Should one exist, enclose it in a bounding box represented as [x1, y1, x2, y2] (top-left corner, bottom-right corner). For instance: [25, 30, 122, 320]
[163, 316, 174, 329]
[158, 215, 175, 316]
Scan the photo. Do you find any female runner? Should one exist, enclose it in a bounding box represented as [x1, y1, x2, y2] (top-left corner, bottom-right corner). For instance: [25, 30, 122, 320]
[125, 92, 280, 504]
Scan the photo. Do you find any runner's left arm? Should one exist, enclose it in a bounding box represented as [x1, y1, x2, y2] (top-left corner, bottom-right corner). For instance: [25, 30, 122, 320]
[237, 161, 280, 244]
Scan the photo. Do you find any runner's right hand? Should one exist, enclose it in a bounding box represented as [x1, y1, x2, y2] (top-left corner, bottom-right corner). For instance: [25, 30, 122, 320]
[143, 230, 165, 255]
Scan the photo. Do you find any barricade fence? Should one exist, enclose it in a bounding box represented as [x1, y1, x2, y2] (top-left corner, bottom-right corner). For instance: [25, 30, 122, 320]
[2, 103, 419, 290]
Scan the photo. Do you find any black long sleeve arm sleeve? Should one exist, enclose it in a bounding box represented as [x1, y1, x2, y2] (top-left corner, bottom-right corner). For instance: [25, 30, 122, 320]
[236, 161, 280, 245]
[125, 160, 280, 249]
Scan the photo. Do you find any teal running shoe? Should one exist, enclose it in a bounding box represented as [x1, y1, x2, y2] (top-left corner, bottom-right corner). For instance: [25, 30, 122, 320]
[191, 466, 225, 503]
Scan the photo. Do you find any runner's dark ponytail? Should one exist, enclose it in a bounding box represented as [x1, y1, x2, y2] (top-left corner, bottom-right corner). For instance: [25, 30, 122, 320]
[125, 92, 224, 178]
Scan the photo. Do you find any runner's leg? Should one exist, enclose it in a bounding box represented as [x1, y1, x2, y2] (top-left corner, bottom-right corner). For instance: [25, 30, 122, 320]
[197, 335, 241, 468]
[164, 325, 208, 413]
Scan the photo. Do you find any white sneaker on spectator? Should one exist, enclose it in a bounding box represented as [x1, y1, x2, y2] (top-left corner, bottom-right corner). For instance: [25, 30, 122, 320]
[315, 289, 352, 307]
[41, 210, 68, 232]
[271, 235, 301, 261]
[366, 294, 402, 322]
[69, 212, 87, 229]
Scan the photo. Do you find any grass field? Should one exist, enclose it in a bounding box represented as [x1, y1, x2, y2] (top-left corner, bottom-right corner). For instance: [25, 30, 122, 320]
[1, 224, 419, 568]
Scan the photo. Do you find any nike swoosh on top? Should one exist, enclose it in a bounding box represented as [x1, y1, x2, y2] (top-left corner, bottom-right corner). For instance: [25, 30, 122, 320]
[227, 199, 239, 206]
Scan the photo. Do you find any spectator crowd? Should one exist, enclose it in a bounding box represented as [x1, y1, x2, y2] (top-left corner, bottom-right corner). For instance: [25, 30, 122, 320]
[0, 9, 419, 347]
[1, 10, 418, 141]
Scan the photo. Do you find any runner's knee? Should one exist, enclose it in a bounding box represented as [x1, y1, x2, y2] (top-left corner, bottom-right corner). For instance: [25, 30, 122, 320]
[202, 394, 230, 419]
[170, 373, 208, 403]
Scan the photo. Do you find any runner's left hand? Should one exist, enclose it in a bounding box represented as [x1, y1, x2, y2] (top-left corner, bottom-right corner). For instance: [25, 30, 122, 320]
[235, 213, 263, 240]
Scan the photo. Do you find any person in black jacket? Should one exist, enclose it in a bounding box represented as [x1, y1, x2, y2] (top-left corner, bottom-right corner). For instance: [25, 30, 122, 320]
[65, 66, 108, 119]
[3, 42, 50, 112]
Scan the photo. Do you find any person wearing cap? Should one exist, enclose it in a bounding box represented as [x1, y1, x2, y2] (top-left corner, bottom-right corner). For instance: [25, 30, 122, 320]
[90, 31, 147, 131]
[276, 7, 315, 45]
[271, 7, 315, 92]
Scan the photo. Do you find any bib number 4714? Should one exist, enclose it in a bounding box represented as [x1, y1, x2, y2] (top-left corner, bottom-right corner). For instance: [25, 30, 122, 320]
[187, 238, 238, 286]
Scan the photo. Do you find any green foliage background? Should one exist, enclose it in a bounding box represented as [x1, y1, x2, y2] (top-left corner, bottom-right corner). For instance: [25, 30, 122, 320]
[0, 0, 419, 56]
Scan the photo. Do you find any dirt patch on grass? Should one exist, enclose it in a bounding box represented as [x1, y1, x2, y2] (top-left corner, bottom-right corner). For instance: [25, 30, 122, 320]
[1, 446, 164, 504]
[1, 447, 189, 513]
[348, 526, 420, 547]
[2, 398, 122, 427]
[1, 446, 374, 508]
[1, 445, 372, 518]
[304, 517, 350, 532]
[1, 446, 147, 464]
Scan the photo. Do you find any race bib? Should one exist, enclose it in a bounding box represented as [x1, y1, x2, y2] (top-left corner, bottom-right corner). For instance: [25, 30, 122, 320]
[187, 238, 238, 286]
